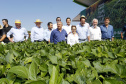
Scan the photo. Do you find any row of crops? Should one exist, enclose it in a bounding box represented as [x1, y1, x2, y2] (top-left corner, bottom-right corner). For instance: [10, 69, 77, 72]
[0, 40, 126, 84]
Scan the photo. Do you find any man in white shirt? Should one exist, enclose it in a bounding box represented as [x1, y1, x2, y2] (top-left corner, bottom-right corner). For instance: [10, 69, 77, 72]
[63, 17, 71, 34]
[7, 20, 29, 43]
[53, 17, 61, 30]
[44, 22, 53, 43]
[67, 25, 79, 46]
[31, 19, 44, 42]
[88, 18, 101, 42]
[76, 15, 90, 43]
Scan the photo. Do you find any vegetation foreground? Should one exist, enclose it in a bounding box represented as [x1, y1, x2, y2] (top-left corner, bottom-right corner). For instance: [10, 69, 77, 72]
[0, 40, 126, 84]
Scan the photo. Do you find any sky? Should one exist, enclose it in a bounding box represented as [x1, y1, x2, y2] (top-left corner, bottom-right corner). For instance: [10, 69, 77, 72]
[0, 0, 85, 31]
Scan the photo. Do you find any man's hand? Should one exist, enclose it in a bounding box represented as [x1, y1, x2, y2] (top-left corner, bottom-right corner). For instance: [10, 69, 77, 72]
[48, 40, 50, 43]
[8, 37, 14, 43]
[121, 32, 123, 39]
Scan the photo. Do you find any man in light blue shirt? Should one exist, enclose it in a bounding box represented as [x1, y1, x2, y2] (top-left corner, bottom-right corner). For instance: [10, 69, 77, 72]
[76, 15, 90, 43]
[100, 17, 114, 41]
[44, 22, 53, 43]
[31, 19, 44, 42]
[7, 20, 28, 43]
[50, 21, 67, 44]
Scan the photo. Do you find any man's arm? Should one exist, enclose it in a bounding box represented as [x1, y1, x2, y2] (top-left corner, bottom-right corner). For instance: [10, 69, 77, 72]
[0, 29, 6, 42]
[111, 26, 114, 41]
[24, 28, 29, 41]
[87, 28, 90, 42]
[7, 29, 13, 43]
[31, 28, 35, 42]
[121, 26, 125, 39]
[50, 31, 54, 43]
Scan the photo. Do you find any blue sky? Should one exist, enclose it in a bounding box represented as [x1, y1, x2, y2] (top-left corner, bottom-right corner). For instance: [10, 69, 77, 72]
[0, 0, 85, 31]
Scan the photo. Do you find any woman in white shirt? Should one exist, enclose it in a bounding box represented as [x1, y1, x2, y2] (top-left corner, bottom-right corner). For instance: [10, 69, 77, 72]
[67, 25, 79, 46]
[88, 18, 101, 42]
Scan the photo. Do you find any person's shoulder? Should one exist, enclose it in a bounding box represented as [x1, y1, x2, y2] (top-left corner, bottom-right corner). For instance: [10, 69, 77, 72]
[100, 25, 105, 28]
[31, 26, 37, 30]
[52, 29, 57, 33]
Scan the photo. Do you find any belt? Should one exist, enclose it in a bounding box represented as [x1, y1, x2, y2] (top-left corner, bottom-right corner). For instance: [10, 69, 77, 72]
[79, 39, 86, 41]
[102, 38, 111, 40]
[34, 40, 43, 42]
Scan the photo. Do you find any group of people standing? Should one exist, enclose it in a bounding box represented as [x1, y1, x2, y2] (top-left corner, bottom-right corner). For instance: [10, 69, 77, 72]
[0, 15, 126, 46]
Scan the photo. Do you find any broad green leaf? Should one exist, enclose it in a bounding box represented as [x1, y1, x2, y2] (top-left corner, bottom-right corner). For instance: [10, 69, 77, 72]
[25, 80, 46, 84]
[0, 78, 9, 84]
[29, 61, 37, 80]
[5, 51, 14, 63]
[49, 65, 59, 84]
[8, 66, 29, 79]
[103, 79, 124, 84]
[49, 56, 58, 64]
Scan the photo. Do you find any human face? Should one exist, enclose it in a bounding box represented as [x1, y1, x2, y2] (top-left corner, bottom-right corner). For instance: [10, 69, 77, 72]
[66, 19, 71, 26]
[2, 20, 7, 26]
[36, 22, 41, 28]
[104, 19, 110, 26]
[72, 27, 76, 34]
[15, 23, 21, 29]
[48, 23, 53, 30]
[57, 22, 62, 30]
[80, 18, 86, 26]
[56, 18, 61, 23]
[93, 20, 98, 27]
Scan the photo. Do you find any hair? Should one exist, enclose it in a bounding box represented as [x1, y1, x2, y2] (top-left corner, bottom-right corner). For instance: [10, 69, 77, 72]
[56, 17, 61, 21]
[66, 17, 71, 22]
[2, 19, 8, 24]
[47, 22, 53, 26]
[71, 25, 76, 30]
[92, 18, 98, 23]
[80, 17, 86, 21]
[104, 17, 110, 21]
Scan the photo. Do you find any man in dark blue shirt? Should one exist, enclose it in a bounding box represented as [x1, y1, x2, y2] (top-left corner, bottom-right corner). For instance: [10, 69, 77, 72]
[100, 17, 114, 41]
[121, 25, 126, 40]
[50, 21, 67, 44]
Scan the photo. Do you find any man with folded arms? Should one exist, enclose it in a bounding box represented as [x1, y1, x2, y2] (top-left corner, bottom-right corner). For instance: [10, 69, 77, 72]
[76, 15, 90, 43]
[0, 19, 13, 43]
[31, 19, 44, 42]
[50, 21, 67, 44]
[7, 20, 28, 43]
[88, 18, 101, 42]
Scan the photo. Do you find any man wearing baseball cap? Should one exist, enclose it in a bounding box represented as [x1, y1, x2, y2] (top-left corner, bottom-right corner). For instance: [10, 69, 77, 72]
[7, 20, 29, 43]
[31, 19, 44, 42]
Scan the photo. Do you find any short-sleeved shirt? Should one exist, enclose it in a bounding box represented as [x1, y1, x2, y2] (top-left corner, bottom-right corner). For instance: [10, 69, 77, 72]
[2, 25, 12, 43]
[50, 28, 67, 44]
[121, 25, 126, 39]
[100, 24, 114, 39]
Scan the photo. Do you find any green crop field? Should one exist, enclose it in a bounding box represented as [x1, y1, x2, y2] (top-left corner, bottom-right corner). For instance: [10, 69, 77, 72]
[0, 40, 126, 84]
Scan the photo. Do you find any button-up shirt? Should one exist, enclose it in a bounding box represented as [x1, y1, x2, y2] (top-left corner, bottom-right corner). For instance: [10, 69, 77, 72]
[76, 23, 90, 40]
[31, 26, 44, 42]
[121, 25, 126, 39]
[67, 33, 79, 46]
[88, 26, 101, 41]
[44, 29, 52, 41]
[7, 27, 28, 42]
[100, 24, 114, 39]
[50, 28, 67, 44]
[63, 25, 71, 34]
